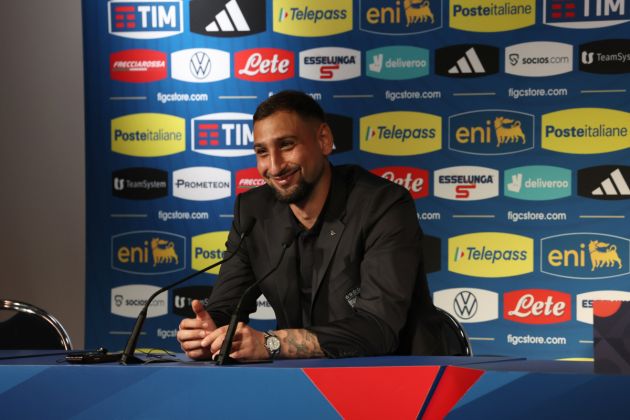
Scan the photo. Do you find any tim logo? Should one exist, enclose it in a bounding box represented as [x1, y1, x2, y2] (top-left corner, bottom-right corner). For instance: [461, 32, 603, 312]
[449, 110, 534, 155]
[434, 288, 499, 323]
[544, 0, 629, 28]
[541, 233, 630, 279]
[235, 48, 294, 82]
[108, 0, 183, 39]
[236, 167, 265, 195]
[504, 289, 571, 324]
[360, 0, 442, 34]
[191, 112, 254, 157]
[435, 45, 499, 77]
[190, 0, 265, 37]
[112, 231, 186, 275]
[370, 166, 429, 199]
[578, 166, 630, 199]
[110, 50, 167, 83]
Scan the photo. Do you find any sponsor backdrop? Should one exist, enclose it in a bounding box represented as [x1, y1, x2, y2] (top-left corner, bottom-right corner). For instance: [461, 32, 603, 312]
[83, 0, 630, 358]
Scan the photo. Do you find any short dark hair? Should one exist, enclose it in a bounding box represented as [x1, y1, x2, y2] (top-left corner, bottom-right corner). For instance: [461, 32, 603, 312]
[253, 90, 325, 123]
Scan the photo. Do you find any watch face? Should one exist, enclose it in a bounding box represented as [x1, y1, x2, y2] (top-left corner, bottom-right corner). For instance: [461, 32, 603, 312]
[267, 336, 281, 351]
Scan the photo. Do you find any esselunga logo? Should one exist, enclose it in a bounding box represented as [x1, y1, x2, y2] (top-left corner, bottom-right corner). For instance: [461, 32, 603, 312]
[541, 233, 630, 279]
[111, 285, 168, 318]
[505, 42, 573, 77]
[433, 288, 499, 323]
[541, 108, 630, 154]
[192, 112, 254, 157]
[576, 290, 630, 324]
[191, 231, 229, 275]
[543, 0, 630, 29]
[360, 111, 441, 156]
[299, 47, 361, 81]
[448, 109, 534, 155]
[504, 165, 572, 201]
[434, 166, 499, 201]
[366, 46, 429, 80]
[504, 289, 571, 324]
[273, 0, 352, 37]
[112, 231, 186, 275]
[450, 0, 535, 32]
[360, 0, 443, 35]
[448, 232, 533, 278]
[111, 113, 185, 157]
[370, 166, 429, 199]
[172, 166, 231, 201]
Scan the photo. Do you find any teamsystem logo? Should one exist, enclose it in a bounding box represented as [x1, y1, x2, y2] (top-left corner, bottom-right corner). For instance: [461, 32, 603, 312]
[366, 46, 429, 80]
[274, 0, 353, 37]
[360, 0, 442, 35]
[191, 112, 254, 157]
[578, 166, 630, 200]
[190, 0, 265, 37]
[579, 39, 630, 74]
[112, 231, 186, 275]
[110, 50, 167, 83]
[369, 166, 429, 199]
[111, 285, 168, 318]
[170, 48, 230, 83]
[434, 166, 499, 201]
[299, 47, 361, 81]
[108, 0, 183, 39]
[505, 42, 573, 77]
[504, 289, 571, 324]
[543, 0, 629, 28]
[172, 285, 213, 317]
[435, 44, 499, 77]
[448, 110, 535, 155]
[449, 0, 535, 32]
[172, 167, 231, 201]
[541, 233, 630, 279]
[433, 288, 499, 323]
[504, 165, 572, 201]
[112, 167, 168, 200]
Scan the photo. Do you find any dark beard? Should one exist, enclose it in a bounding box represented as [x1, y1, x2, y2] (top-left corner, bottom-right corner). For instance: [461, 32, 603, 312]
[272, 178, 315, 204]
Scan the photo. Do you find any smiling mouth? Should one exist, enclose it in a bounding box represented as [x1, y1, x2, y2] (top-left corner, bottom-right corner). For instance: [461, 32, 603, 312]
[269, 167, 299, 186]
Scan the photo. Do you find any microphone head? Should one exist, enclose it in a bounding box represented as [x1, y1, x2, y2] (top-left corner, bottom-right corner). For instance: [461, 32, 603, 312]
[239, 217, 256, 238]
[281, 227, 295, 248]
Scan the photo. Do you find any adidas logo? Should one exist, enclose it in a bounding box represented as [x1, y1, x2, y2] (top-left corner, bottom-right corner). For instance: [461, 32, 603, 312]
[205, 0, 249, 32]
[190, 0, 265, 37]
[592, 168, 630, 197]
[435, 44, 499, 78]
[448, 48, 485, 74]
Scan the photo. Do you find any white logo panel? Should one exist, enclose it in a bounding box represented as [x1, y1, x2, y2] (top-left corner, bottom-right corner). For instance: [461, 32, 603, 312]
[250, 295, 276, 320]
[434, 166, 499, 201]
[111, 285, 168, 318]
[299, 47, 361, 81]
[434, 288, 499, 323]
[172, 167, 231, 201]
[576, 290, 630, 324]
[171, 48, 230, 82]
[505, 42, 573, 77]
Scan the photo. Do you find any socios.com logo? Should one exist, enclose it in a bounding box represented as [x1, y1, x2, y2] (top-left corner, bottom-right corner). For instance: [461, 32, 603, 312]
[505, 42, 573, 77]
[112, 231, 186, 275]
[273, 0, 352, 37]
[111, 285, 168, 318]
[360, 111, 441, 156]
[433, 288, 499, 323]
[111, 113, 185, 157]
[434, 166, 499, 201]
[543, 0, 629, 29]
[360, 0, 442, 35]
[541, 233, 630, 279]
[191, 112, 254, 157]
[448, 109, 534, 155]
[576, 290, 630, 324]
[449, 232, 533, 278]
[449, 0, 535, 32]
[191, 231, 229, 275]
[108, 0, 183, 39]
[366, 46, 429, 80]
[504, 165, 572, 201]
[541, 108, 630, 154]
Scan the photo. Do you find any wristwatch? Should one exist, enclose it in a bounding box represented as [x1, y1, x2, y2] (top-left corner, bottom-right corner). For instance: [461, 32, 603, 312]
[264, 330, 281, 359]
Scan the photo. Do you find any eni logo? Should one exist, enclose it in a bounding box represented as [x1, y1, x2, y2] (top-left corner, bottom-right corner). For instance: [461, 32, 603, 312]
[112, 231, 186, 275]
[191, 231, 229, 275]
[150, 237, 179, 266]
[450, 0, 535, 32]
[360, 0, 442, 35]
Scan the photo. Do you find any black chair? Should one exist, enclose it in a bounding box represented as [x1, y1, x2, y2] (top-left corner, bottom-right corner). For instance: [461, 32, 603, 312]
[0, 299, 73, 350]
[435, 307, 472, 356]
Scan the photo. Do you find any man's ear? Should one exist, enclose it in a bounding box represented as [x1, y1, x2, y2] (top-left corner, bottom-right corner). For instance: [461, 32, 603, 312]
[318, 123, 334, 156]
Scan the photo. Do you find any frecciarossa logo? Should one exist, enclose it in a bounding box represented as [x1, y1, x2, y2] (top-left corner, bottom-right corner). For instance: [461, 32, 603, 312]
[504, 289, 571, 324]
[110, 50, 167, 82]
[370, 166, 428, 199]
[235, 48, 294, 82]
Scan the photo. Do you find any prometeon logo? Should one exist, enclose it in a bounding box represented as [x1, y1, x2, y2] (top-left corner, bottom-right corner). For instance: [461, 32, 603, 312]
[449, 232, 533, 278]
[112, 167, 168, 200]
[235, 48, 294, 82]
[370, 166, 429, 199]
[170, 48, 230, 83]
[579, 39, 630, 74]
[111, 285, 168, 318]
[108, 0, 183, 39]
[433, 288, 499, 323]
[504, 165, 572, 201]
[543, 0, 629, 29]
[299, 47, 361, 81]
[449, 0, 535, 32]
[360, 111, 441, 156]
[578, 166, 630, 199]
[112, 231, 186, 275]
[110, 50, 167, 83]
[191, 112, 254, 157]
[448, 110, 534, 155]
[505, 42, 573, 77]
[541, 108, 630, 154]
[360, 0, 442, 35]
[111, 113, 185, 157]
[191, 231, 229, 275]
[434, 166, 499, 201]
[504, 289, 571, 324]
[172, 167, 231, 201]
[236, 167, 265, 195]
[274, 0, 352, 37]
[435, 44, 499, 77]
[541, 233, 630, 279]
[190, 0, 265, 37]
[366, 46, 429, 80]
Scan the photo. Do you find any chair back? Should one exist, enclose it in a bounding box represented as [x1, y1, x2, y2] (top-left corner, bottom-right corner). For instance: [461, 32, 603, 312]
[435, 307, 472, 356]
[0, 300, 73, 350]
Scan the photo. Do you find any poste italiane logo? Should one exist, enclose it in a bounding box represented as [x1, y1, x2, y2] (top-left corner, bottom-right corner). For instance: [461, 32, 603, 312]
[433, 288, 499, 323]
[576, 290, 630, 324]
[449, 0, 535, 32]
[504, 165, 572, 201]
[360, 0, 442, 35]
[541, 233, 630, 279]
[274, 0, 352, 37]
[108, 0, 183, 39]
[112, 231, 186, 275]
[543, 0, 630, 29]
[111, 113, 185, 157]
[191, 231, 229, 275]
[449, 232, 533, 278]
[542, 108, 630, 154]
[360, 111, 441, 156]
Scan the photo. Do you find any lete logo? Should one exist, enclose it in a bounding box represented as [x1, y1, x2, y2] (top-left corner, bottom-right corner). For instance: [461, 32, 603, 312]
[504, 289, 571, 324]
[370, 166, 428, 199]
[235, 48, 294, 81]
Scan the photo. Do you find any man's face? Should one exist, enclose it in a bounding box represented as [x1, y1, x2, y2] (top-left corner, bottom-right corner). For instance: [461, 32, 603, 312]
[253, 110, 332, 204]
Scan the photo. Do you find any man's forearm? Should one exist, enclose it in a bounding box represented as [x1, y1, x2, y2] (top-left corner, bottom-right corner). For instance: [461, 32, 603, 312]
[274, 329, 325, 358]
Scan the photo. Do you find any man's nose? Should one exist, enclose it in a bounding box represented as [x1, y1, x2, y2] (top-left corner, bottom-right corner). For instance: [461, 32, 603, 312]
[268, 149, 285, 175]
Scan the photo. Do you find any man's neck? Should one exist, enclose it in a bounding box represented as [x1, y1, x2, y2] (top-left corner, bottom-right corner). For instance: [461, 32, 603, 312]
[289, 165, 332, 230]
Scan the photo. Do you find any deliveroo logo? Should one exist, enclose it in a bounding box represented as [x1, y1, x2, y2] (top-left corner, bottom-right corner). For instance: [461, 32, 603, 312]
[366, 46, 429, 80]
[504, 165, 571, 200]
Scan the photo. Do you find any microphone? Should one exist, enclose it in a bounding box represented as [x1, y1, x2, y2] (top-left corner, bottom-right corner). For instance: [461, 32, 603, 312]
[119, 217, 256, 365]
[215, 227, 295, 366]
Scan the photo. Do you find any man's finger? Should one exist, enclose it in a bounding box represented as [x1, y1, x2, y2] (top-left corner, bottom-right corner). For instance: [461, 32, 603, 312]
[177, 328, 207, 343]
